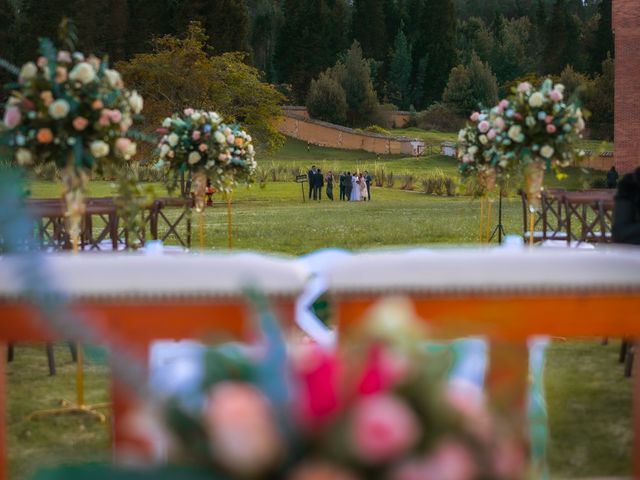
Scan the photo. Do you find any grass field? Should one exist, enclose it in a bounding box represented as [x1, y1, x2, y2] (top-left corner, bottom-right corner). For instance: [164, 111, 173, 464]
[9, 133, 631, 478]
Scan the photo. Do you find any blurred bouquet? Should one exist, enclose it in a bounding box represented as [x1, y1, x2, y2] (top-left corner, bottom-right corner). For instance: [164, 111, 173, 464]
[0, 38, 143, 244]
[137, 298, 523, 480]
[156, 109, 256, 211]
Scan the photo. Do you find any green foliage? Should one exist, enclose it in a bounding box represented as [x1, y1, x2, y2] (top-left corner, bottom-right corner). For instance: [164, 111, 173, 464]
[583, 56, 614, 139]
[363, 125, 391, 135]
[559, 65, 590, 102]
[306, 72, 348, 125]
[113, 164, 156, 250]
[118, 23, 285, 152]
[422, 168, 457, 196]
[352, 0, 388, 61]
[589, 0, 613, 73]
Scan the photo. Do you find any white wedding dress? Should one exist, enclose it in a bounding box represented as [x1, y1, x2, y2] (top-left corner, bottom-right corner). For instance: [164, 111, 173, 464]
[350, 176, 360, 201]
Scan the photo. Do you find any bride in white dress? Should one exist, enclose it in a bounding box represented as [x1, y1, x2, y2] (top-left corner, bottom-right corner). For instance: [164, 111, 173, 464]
[350, 173, 360, 201]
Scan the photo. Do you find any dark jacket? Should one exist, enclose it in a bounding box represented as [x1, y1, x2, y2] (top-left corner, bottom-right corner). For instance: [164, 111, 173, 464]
[612, 168, 640, 244]
[316, 172, 324, 187]
[607, 168, 619, 188]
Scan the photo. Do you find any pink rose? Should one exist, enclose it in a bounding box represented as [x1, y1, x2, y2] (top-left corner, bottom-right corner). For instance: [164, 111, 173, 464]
[499, 99, 509, 110]
[109, 110, 122, 123]
[494, 117, 505, 131]
[36, 56, 47, 68]
[73, 117, 89, 131]
[204, 382, 282, 475]
[55, 67, 67, 83]
[514, 113, 523, 121]
[99, 110, 111, 127]
[549, 89, 563, 102]
[469, 112, 480, 122]
[199, 143, 208, 152]
[432, 442, 477, 480]
[517, 82, 532, 93]
[57, 50, 72, 63]
[358, 345, 410, 395]
[487, 129, 497, 140]
[349, 394, 418, 463]
[115, 137, 132, 153]
[192, 130, 201, 141]
[546, 124, 557, 134]
[545, 115, 554, 124]
[477, 120, 490, 133]
[462, 154, 473, 164]
[292, 343, 341, 428]
[92, 99, 104, 110]
[3, 106, 22, 129]
[184, 108, 195, 116]
[40, 91, 54, 106]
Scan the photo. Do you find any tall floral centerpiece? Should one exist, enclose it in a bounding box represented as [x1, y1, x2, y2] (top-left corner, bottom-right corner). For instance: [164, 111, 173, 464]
[157, 109, 256, 248]
[493, 80, 585, 209]
[458, 106, 514, 242]
[1, 40, 143, 251]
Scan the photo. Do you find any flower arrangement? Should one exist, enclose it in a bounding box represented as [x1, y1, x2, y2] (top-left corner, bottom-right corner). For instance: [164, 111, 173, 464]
[134, 297, 523, 480]
[156, 109, 256, 212]
[457, 107, 513, 194]
[0, 39, 143, 247]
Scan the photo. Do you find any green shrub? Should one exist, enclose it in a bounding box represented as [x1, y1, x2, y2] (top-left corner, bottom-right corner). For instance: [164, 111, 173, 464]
[400, 173, 416, 191]
[386, 171, 395, 188]
[589, 177, 607, 189]
[306, 71, 348, 125]
[363, 125, 391, 136]
[416, 103, 465, 132]
[423, 169, 457, 196]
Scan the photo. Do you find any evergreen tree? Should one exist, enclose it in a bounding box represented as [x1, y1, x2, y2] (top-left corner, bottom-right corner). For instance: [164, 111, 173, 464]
[0, 0, 16, 103]
[442, 53, 498, 114]
[106, 0, 129, 61]
[589, 0, 613, 73]
[306, 71, 348, 124]
[250, 0, 279, 78]
[352, 0, 388, 61]
[388, 28, 412, 109]
[542, 0, 569, 74]
[414, 0, 457, 108]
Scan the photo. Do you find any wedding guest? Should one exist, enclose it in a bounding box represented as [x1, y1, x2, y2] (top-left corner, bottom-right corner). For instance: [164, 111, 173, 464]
[364, 170, 372, 201]
[359, 173, 367, 201]
[346, 171, 353, 200]
[326, 171, 334, 201]
[307, 165, 316, 200]
[316, 168, 324, 201]
[613, 167, 640, 244]
[607, 166, 619, 189]
[350, 173, 360, 201]
[339, 172, 347, 201]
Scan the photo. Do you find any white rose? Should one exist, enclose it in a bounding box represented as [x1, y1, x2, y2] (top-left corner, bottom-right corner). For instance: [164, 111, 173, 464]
[159, 144, 170, 158]
[247, 144, 254, 155]
[554, 84, 565, 94]
[104, 69, 122, 88]
[168, 133, 179, 147]
[209, 112, 222, 123]
[214, 131, 226, 144]
[128, 91, 143, 114]
[529, 92, 544, 108]
[188, 151, 201, 165]
[124, 142, 137, 159]
[49, 99, 70, 119]
[19, 62, 38, 81]
[191, 112, 202, 123]
[16, 148, 32, 165]
[162, 117, 172, 128]
[479, 135, 488, 145]
[468, 146, 478, 155]
[540, 145, 554, 158]
[90, 140, 110, 158]
[458, 129, 466, 142]
[576, 117, 585, 131]
[69, 62, 96, 84]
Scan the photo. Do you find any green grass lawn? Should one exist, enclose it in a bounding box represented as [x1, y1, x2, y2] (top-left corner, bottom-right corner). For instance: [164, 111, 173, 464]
[9, 135, 630, 478]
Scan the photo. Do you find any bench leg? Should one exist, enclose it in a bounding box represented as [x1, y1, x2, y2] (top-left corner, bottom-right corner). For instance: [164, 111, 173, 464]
[6, 345, 12, 364]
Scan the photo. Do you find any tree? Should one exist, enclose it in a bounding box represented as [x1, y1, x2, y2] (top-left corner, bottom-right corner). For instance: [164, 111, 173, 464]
[352, 0, 388, 61]
[542, 0, 576, 74]
[176, 0, 250, 54]
[490, 17, 532, 84]
[559, 64, 590, 102]
[0, 0, 16, 103]
[106, 0, 129, 61]
[589, 0, 613, 73]
[413, 0, 457, 108]
[583, 55, 614, 139]
[388, 29, 412, 109]
[250, 0, 280, 79]
[118, 23, 285, 151]
[306, 71, 348, 124]
[126, 0, 176, 56]
[339, 41, 380, 126]
[443, 53, 498, 114]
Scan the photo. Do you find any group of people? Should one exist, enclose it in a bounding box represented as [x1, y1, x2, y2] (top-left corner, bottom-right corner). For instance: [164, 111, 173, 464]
[306, 166, 372, 202]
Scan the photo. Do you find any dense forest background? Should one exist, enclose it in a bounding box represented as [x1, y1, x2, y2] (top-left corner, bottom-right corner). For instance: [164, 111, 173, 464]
[0, 0, 614, 136]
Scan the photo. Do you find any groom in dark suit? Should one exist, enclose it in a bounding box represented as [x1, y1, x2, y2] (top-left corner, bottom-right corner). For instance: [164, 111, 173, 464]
[307, 165, 316, 200]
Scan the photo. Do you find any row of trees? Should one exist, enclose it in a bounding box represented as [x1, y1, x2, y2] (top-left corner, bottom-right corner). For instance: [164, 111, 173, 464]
[1, 0, 615, 135]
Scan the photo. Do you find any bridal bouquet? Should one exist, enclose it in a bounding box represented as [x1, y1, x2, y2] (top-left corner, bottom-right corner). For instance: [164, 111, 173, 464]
[156, 109, 256, 211]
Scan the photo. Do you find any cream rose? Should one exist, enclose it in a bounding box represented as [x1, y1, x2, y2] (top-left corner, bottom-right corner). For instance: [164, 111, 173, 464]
[188, 151, 201, 165]
[90, 140, 110, 158]
[540, 145, 555, 158]
[104, 69, 123, 88]
[128, 91, 143, 114]
[167, 133, 179, 147]
[16, 148, 33, 166]
[214, 131, 226, 144]
[19, 62, 37, 81]
[162, 117, 172, 128]
[49, 99, 70, 120]
[69, 62, 96, 84]
[159, 144, 170, 158]
[529, 92, 544, 108]
[508, 125, 523, 142]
